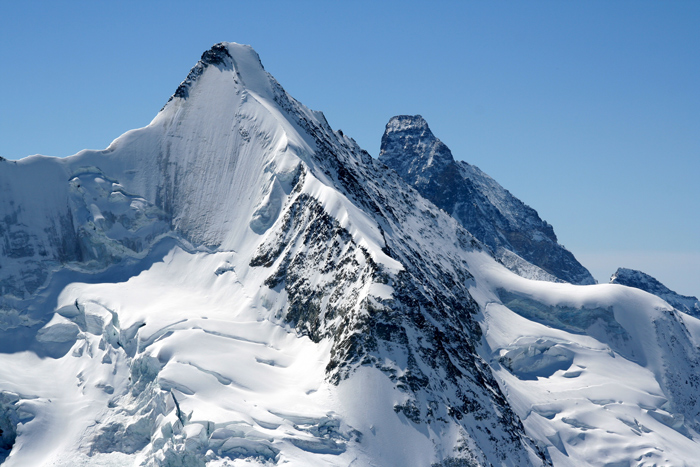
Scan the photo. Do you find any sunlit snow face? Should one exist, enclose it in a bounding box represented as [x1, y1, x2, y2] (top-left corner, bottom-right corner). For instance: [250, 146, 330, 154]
[468, 258, 700, 467]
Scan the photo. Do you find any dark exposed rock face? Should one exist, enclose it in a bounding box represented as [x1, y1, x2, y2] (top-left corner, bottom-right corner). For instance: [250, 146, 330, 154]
[0, 392, 19, 464]
[611, 267, 700, 317]
[379, 115, 595, 285]
[171, 42, 233, 101]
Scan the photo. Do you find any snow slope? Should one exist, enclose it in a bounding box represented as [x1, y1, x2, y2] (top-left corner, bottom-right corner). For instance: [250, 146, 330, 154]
[1, 43, 699, 467]
[469, 252, 700, 466]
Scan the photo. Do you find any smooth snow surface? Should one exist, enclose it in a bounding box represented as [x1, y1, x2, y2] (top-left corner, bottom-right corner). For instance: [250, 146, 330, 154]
[2, 42, 700, 467]
[468, 250, 700, 466]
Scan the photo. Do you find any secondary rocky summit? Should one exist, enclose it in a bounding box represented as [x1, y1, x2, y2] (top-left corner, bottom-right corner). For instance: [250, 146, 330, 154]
[379, 115, 595, 285]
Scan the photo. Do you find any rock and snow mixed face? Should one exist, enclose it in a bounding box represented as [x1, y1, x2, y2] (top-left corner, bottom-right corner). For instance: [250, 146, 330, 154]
[1, 43, 699, 467]
[611, 267, 700, 318]
[378, 115, 596, 286]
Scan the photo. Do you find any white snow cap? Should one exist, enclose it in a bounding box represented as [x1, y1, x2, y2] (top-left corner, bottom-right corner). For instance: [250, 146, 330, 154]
[163, 42, 275, 108]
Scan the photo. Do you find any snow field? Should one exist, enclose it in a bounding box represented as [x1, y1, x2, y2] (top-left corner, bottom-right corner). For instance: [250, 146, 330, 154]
[468, 249, 700, 466]
[2, 247, 372, 465]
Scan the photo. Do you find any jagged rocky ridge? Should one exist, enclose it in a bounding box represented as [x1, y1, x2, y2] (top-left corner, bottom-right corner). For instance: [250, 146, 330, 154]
[611, 267, 700, 317]
[378, 115, 595, 285]
[2, 43, 700, 467]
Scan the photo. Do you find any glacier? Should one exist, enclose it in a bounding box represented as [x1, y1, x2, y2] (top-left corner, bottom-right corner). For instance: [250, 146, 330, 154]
[1, 42, 699, 467]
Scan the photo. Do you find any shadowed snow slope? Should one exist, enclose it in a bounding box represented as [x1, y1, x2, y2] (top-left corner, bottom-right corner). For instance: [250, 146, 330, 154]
[1, 43, 699, 467]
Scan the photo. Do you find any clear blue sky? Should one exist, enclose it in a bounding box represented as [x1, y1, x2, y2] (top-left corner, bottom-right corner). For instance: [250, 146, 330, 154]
[2, 1, 698, 297]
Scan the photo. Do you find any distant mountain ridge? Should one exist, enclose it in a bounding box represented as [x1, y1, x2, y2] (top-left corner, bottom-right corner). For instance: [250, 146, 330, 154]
[611, 267, 700, 317]
[378, 115, 595, 285]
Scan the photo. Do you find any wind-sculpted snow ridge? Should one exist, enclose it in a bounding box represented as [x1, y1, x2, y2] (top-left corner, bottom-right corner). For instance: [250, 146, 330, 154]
[2, 43, 700, 467]
[378, 115, 595, 286]
[0, 43, 547, 467]
[611, 267, 700, 317]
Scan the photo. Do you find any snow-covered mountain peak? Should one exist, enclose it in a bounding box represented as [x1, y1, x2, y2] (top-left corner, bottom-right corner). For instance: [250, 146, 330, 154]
[164, 42, 274, 105]
[0, 43, 551, 466]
